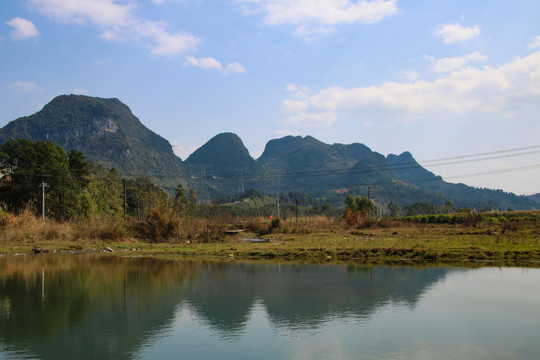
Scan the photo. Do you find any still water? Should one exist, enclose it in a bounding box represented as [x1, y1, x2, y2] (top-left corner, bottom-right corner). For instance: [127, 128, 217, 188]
[1, 255, 539, 360]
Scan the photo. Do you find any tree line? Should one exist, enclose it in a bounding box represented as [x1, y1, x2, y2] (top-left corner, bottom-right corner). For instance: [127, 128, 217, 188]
[0, 139, 181, 220]
[0, 139, 492, 222]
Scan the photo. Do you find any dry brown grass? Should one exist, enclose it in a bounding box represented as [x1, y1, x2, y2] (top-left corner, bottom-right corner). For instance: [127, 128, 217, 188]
[71, 217, 127, 242]
[0, 208, 73, 244]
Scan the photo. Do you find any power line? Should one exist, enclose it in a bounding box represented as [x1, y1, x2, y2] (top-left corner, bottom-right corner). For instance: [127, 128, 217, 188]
[21, 144, 530, 182]
[3, 163, 538, 199]
[2, 145, 538, 189]
[174, 148, 540, 182]
[418, 145, 540, 163]
[444, 163, 540, 180]
[419, 150, 540, 167]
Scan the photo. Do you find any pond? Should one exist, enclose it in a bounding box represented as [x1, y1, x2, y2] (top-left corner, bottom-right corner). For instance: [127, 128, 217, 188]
[1, 255, 539, 359]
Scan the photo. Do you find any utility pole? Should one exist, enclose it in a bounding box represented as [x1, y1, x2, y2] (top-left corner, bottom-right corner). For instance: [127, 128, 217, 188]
[238, 170, 244, 196]
[295, 199, 298, 228]
[39, 181, 48, 220]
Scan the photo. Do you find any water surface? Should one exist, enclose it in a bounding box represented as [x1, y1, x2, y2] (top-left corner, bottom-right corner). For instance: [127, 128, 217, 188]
[1, 255, 539, 359]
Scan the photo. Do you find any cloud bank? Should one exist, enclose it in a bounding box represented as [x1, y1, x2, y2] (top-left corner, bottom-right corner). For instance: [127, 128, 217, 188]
[238, 0, 398, 35]
[281, 51, 540, 126]
[29, 0, 200, 55]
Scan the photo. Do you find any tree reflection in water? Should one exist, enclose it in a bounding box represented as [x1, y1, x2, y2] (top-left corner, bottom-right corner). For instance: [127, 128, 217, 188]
[0, 255, 453, 360]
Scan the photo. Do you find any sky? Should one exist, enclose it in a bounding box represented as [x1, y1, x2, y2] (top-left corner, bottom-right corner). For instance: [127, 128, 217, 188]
[1, 0, 539, 196]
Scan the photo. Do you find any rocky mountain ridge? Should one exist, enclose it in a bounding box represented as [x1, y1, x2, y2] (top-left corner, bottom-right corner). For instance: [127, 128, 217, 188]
[0, 95, 535, 209]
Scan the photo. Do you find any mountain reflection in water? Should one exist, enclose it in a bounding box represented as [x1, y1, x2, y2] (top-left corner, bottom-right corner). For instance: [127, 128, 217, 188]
[0, 255, 455, 359]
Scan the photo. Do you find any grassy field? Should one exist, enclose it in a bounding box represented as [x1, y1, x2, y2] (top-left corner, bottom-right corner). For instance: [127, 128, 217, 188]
[1, 210, 539, 266]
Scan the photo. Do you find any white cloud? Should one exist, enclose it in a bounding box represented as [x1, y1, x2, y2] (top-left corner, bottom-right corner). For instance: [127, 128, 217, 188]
[9, 81, 38, 93]
[281, 51, 540, 126]
[29, 0, 133, 26]
[285, 83, 298, 92]
[274, 129, 301, 137]
[426, 52, 488, 73]
[72, 88, 88, 95]
[99, 29, 122, 41]
[238, 0, 398, 35]
[29, 0, 199, 55]
[285, 83, 311, 99]
[399, 71, 419, 81]
[282, 112, 338, 126]
[293, 25, 337, 37]
[435, 23, 480, 44]
[170, 141, 202, 160]
[7, 17, 40, 40]
[281, 98, 309, 113]
[170, 141, 188, 159]
[140, 22, 201, 55]
[529, 35, 540, 48]
[184, 56, 247, 74]
[184, 56, 223, 70]
[226, 62, 247, 74]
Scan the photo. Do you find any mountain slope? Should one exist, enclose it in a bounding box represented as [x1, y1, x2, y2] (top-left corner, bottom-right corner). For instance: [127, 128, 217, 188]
[0, 95, 184, 189]
[185, 133, 259, 175]
[386, 151, 536, 210]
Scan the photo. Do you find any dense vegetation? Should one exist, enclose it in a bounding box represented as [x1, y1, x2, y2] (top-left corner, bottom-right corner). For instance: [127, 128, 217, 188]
[0, 139, 168, 221]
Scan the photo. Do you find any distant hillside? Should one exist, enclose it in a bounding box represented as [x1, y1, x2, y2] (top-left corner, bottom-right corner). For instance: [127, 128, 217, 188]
[0, 95, 185, 189]
[528, 193, 540, 205]
[386, 151, 535, 210]
[254, 136, 448, 205]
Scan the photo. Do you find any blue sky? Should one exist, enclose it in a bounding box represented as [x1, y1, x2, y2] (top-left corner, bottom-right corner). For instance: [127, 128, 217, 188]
[1, 0, 539, 195]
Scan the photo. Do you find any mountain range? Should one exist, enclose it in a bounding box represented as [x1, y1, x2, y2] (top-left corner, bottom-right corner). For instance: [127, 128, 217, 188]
[0, 95, 536, 210]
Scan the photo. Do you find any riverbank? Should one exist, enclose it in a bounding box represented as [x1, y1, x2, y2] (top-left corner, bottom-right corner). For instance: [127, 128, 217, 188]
[2, 219, 539, 266]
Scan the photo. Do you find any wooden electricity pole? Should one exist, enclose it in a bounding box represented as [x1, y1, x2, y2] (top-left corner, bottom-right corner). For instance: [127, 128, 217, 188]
[40, 181, 48, 220]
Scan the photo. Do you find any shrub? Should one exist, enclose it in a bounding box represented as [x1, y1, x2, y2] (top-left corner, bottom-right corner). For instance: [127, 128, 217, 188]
[270, 217, 281, 230]
[136, 206, 180, 242]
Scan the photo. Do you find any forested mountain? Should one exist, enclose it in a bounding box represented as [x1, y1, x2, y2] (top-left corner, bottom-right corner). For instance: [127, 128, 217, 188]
[256, 135, 396, 196]
[0, 95, 185, 190]
[0, 95, 535, 210]
[185, 133, 261, 195]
